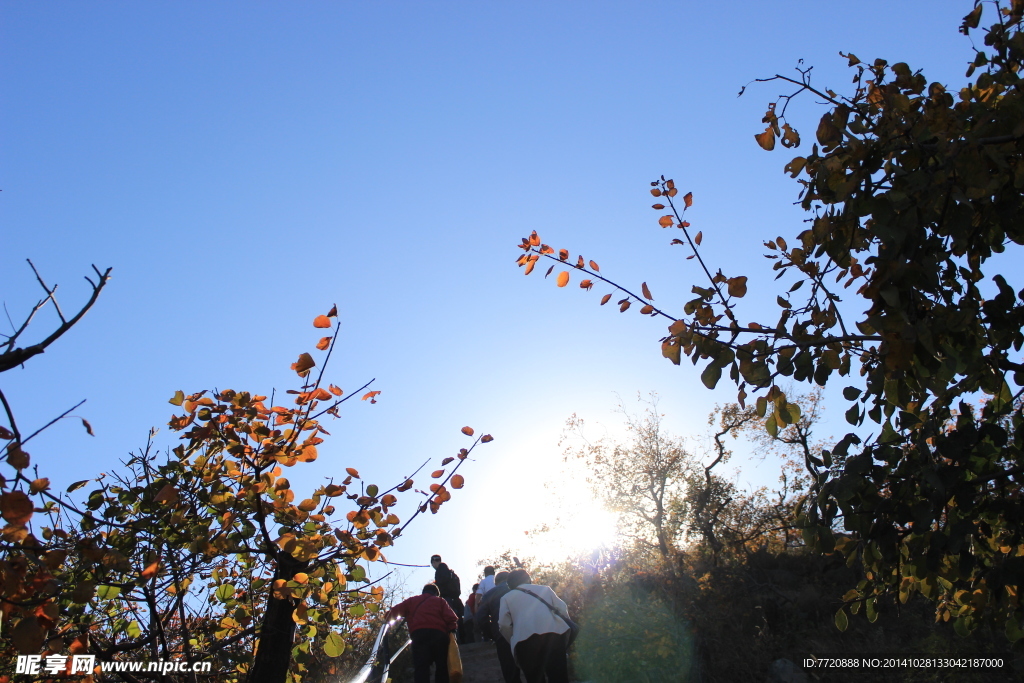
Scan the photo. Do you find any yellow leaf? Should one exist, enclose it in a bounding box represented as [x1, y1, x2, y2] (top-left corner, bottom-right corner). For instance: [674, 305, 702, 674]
[169, 390, 185, 406]
[556, 271, 570, 287]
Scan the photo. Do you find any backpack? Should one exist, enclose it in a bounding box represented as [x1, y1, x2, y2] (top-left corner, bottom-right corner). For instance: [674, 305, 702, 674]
[437, 566, 462, 598]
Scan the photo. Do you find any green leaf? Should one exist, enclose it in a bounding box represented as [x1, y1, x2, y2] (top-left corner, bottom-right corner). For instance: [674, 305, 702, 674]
[216, 583, 235, 602]
[348, 603, 366, 617]
[366, 484, 379, 498]
[127, 621, 141, 639]
[169, 390, 185, 406]
[834, 608, 849, 632]
[324, 632, 346, 657]
[765, 414, 779, 438]
[701, 362, 722, 390]
[96, 585, 121, 600]
[350, 565, 366, 582]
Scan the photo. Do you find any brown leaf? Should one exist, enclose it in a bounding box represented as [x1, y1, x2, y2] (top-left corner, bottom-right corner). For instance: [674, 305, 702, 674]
[558, 249, 568, 261]
[461, 426, 475, 436]
[683, 192, 693, 208]
[0, 425, 13, 439]
[81, 418, 94, 436]
[29, 478, 49, 494]
[397, 479, 413, 492]
[327, 304, 338, 317]
[291, 352, 316, 376]
[451, 474, 465, 489]
[600, 293, 612, 305]
[0, 491, 33, 525]
[545, 265, 554, 278]
[754, 127, 776, 150]
[346, 468, 361, 478]
[153, 484, 179, 505]
[641, 282, 653, 300]
[481, 434, 494, 443]
[313, 315, 332, 329]
[316, 337, 332, 350]
[727, 276, 749, 298]
[652, 203, 665, 210]
[619, 300, 631, 312]
[7, 444, 29, 470]
[658, 215, 674, 228]
[11, 615, 46, 654]
[651, 188, 662, 197]
[529, 231, 540, 246]
[576, 255, 585, 269]
[431, 469, 444, 478]
[640, 305, 655, 315]
[579, 279, 593, 290]
[556, 271, 570, 287]
[695, 231, 703, 245]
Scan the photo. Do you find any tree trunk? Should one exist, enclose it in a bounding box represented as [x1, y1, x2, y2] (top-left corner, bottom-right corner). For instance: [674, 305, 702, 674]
[246, 554, 308, 683]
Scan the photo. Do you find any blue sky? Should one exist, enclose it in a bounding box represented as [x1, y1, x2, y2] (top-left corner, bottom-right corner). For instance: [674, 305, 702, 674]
[2, 1, 973, 592]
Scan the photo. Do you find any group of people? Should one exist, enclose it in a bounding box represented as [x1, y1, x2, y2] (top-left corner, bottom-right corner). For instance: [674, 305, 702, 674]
[387, 554, 574, 683]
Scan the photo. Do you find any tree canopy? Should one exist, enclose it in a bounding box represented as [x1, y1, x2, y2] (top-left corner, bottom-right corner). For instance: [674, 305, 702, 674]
[515, 1, 1024, 640]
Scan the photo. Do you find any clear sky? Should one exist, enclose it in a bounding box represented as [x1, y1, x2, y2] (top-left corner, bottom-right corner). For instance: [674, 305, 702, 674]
[2, 1, 972, 594]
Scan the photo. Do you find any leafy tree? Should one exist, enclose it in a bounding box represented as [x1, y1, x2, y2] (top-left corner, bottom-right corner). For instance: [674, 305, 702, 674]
[2, 297, 492, 682]
[515, 1, 1024, 640]
[561, 396, 694, 560]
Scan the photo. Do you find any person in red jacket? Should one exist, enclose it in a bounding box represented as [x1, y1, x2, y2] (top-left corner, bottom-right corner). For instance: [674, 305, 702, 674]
[388, 583, 459, 683]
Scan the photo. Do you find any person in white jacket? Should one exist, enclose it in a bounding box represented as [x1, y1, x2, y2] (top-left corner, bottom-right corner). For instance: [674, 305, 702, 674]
[497, 569, 571, 683]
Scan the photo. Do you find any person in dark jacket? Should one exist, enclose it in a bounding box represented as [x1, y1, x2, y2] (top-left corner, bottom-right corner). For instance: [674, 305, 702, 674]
[388, 583, 458, 683]
[477, 571, 522, 683]
[430, 554, 466, 640]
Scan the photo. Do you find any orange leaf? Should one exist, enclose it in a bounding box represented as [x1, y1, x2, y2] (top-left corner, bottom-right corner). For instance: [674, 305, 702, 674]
[651, 188, 662, 197]
[313, 315, 332, 329]
[524, 260, 536, 276]
[589, 260, 599, 272]
[461, 426, 474, 436]
[658, 215, 674, 228]
[576, 255, 584, 269]
[641, 282, 653, 300]
[600, 293, 612, 305]
[652, 203, 665, 210]
[316, 336, 332, 350]
[558, 249, 568, 261]
[329, 384, 343, 396]
[580, 279, 592, 290]
[640, 305, 655, 315]
[529, 231, 540, 246]
[397, 479, 413, 492]
[755, 127, 776, 150]
[556, 271, 570, 287]
[481, 434, 493, 443]
[361, 390, 381, 403]
[291, 353, 316, 376]
[619, 300, 631, 312]
[451, 474, 465, 489]
[141, 561, 160, 580]
[153, 484, 179, 505]
[684, 192, 693, 208]
[667, 187, 678, 197]
[431, 469, 444, 478]
[346, 468, 361, 478]
[695, 231, 703, 245]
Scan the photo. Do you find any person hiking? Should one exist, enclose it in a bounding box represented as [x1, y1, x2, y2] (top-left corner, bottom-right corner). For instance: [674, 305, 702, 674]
[430, 554, 466, 641]
[388, 583, 458, 683]
[498, 569, 571, 683]
[477, 570, 522, 683]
